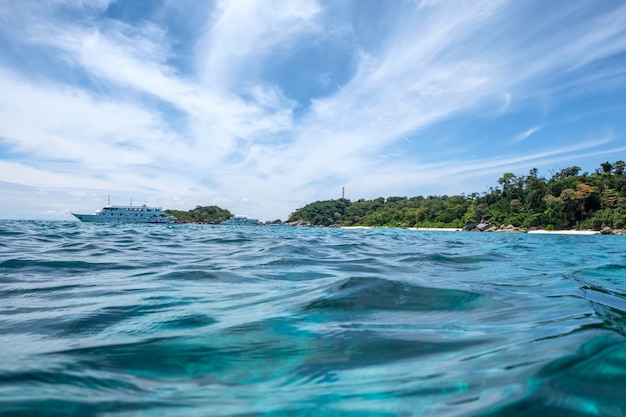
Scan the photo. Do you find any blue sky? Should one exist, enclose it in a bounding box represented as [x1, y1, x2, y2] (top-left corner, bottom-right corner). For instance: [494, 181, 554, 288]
[1, 0, 626, 220]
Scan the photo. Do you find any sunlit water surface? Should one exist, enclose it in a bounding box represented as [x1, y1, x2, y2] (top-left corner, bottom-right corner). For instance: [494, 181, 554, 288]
[1, 220, 626, 416]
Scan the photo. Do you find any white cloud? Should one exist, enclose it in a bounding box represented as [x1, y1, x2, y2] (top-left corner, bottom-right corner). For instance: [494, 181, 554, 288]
[196, 0, 322, 89]
[1, 0, 626, 220]
[513, 126, 544, 143]
[0, 70, 165, 164]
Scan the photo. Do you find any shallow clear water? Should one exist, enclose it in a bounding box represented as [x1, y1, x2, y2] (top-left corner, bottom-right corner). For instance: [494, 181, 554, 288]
[1, 220, 626, 416]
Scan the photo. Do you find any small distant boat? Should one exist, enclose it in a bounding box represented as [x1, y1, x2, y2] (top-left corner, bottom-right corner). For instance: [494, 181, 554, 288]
[72, 204, 177, 224]
[220, 215, 261, 226]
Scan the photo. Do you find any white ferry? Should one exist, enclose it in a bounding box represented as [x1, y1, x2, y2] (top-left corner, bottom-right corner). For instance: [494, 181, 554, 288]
[220, 215, 261, 226]
[72, 204, 177, 224]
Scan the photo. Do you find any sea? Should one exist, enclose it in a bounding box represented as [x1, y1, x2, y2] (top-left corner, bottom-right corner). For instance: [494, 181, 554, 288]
[1, 220, 625, 417]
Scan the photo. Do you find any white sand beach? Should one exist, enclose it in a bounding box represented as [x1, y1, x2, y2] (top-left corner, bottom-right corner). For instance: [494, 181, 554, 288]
[407, 227, 462, 232]
[342, 226, 604, 235]
[527, 229, 600, 235]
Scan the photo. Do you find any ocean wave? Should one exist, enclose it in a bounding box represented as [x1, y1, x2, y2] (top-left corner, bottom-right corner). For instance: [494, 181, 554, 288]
[1, 221, 625, 416]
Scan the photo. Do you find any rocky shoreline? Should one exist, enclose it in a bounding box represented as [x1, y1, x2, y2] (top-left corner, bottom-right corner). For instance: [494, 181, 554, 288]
[284, 218, 626, 235]
[462, 217, 626, 235]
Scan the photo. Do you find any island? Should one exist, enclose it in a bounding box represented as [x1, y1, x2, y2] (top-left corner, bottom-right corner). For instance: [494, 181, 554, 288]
[165, 205, 233, 224]
[162, 161, 626, 234]
[286, 161, 626, 234]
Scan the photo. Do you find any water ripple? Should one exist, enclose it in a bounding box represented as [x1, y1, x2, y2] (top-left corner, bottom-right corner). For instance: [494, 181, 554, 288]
[0, 221, 625, 416]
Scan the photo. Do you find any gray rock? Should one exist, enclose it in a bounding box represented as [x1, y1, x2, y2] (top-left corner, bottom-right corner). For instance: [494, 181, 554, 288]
[464, 220, 477, 231]
[475, 222, 489, 231]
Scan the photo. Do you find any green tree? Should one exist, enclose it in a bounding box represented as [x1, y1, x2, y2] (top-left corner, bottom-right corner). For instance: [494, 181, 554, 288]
[601, 161, 613, 175]
[165, 205, 232, 223]
[288, 161, 626, 230]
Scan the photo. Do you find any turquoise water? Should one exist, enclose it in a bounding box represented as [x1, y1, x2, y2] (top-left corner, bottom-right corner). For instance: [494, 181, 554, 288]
[1, 221, 625, 416]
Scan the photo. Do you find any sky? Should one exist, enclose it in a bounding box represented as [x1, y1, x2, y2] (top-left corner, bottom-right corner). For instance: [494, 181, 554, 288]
[1, 0, 626, 221]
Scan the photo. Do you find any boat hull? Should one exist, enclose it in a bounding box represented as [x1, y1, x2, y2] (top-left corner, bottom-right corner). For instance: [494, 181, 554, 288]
[220, 215, 261, 226]
[72, 213, 174, 223]
[72, 204, 177, 224]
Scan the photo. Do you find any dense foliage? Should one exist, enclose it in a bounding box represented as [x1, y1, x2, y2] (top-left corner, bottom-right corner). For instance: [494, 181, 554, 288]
[288, 161, 626, 230]
[165, 206, 232, 224]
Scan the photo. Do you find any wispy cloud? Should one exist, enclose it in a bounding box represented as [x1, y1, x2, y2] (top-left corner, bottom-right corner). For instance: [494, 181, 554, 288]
[1, 0, 626, 219]
[513, 126, 544, 143]
[197, 0, 322, 89]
